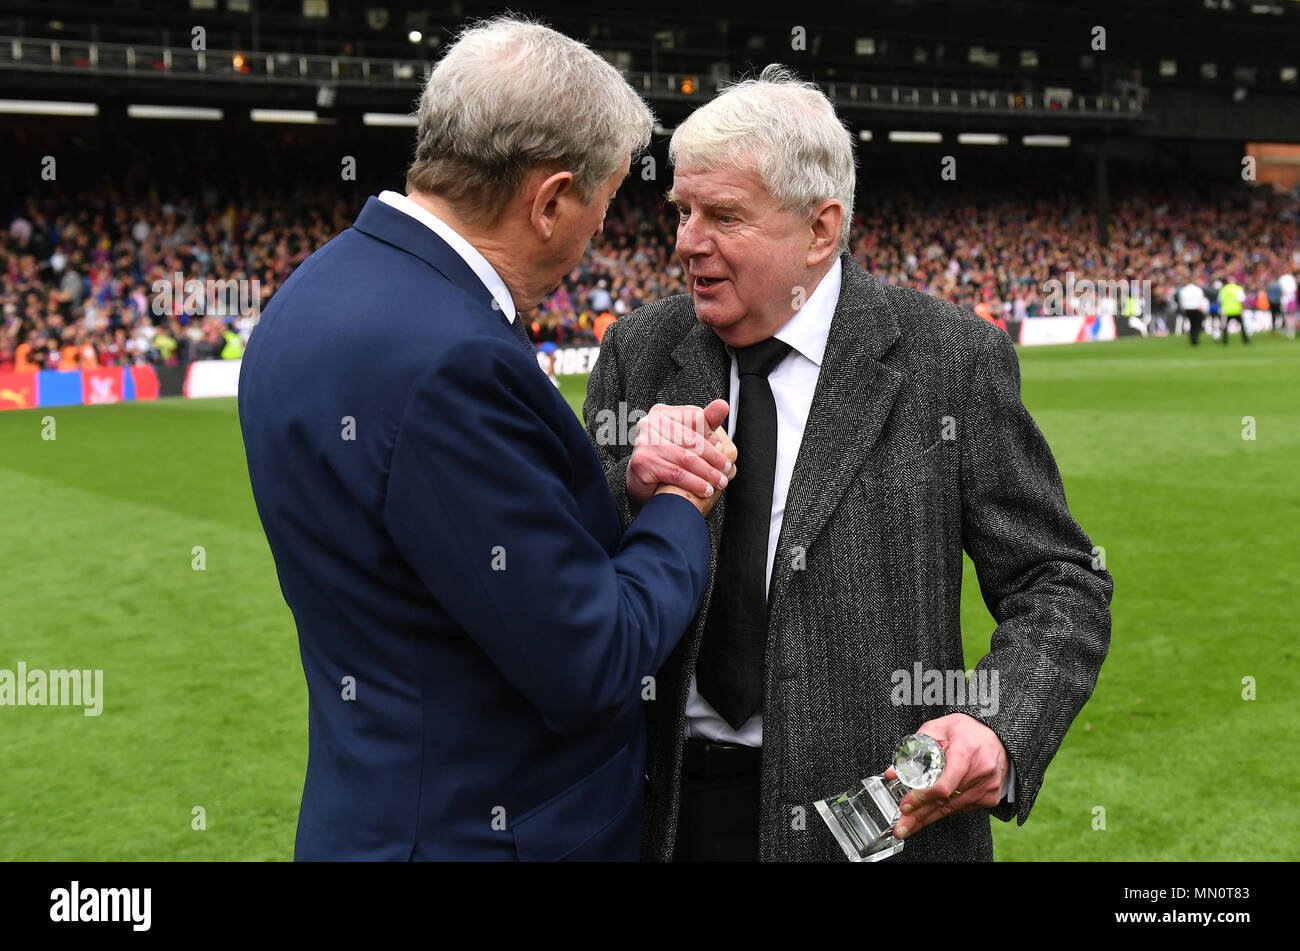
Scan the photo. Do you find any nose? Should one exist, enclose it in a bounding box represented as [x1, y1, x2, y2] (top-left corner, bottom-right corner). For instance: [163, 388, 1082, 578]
[676, 211, 709, 260]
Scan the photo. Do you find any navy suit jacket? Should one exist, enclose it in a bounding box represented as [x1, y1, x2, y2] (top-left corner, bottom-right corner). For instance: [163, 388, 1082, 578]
[238, 196, 711, 860]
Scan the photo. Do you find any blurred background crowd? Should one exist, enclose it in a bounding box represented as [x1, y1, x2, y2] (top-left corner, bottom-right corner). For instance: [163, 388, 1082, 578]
[4, 175, 1298, 373]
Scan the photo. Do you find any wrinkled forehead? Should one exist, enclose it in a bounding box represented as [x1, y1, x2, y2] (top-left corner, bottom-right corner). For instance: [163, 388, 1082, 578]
[666, 158, 770, 207]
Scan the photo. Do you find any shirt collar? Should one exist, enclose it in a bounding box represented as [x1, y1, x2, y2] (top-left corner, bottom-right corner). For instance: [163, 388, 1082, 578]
[767, 255, 841, 368]
[377, 190, 517, 321]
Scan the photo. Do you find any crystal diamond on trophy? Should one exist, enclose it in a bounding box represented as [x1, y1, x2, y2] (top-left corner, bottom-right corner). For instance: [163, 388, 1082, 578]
[813, 733, 946, 862]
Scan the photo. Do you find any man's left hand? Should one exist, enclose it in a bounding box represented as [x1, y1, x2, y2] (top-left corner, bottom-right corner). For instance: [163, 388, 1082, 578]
[885, 713, 1009, 841]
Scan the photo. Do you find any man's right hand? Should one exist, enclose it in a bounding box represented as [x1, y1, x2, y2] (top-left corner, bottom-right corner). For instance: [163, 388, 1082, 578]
[656, 412, 737, 519]
[653, 417, 737, 518]
[628, 400, 736, 513]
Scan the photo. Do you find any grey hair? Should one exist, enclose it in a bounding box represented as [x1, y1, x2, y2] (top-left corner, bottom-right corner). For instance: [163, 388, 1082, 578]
[406, 15, 654, 224]
[669, 64, 856, 252]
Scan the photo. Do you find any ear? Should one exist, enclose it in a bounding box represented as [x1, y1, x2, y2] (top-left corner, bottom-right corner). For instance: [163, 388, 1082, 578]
[529, 169, 576, 241]
[806, 199, 843, 268]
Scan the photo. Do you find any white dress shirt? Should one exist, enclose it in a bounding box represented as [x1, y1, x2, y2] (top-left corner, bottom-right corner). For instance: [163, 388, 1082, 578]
[683, 257, 1014, 803]
[685, 258, 840, 746]
[377, 190, 517, 322]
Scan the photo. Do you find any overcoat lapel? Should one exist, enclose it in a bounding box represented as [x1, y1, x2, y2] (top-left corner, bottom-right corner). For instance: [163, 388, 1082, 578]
[767, 256, 904, 612]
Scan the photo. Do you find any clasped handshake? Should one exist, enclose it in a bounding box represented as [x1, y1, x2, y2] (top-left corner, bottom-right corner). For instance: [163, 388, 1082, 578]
[627, 399, 739, 517]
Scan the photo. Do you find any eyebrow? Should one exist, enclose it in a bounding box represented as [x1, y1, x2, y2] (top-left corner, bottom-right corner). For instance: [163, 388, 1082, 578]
[665, 191, 746, 213]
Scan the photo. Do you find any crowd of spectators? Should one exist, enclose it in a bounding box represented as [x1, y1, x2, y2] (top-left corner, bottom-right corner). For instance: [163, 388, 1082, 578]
[4, 179, 1297, 373]
[528, 189, 694, 346]
[851, 184, 1300, 329]
[1, 186, 348, 373]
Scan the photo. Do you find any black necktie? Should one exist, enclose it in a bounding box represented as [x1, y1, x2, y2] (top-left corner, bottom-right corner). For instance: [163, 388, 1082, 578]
[695, 335, 792, 729]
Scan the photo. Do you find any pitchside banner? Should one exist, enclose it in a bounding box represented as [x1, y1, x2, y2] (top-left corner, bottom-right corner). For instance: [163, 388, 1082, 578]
[540, 320, 1120, 372]
[538, 346, 603, 376]
[148, 311, 1272, 403]
[38, 369, 83, 406]
[0, 371, 39, 411]
[82, 367, 125, 405]
[183, 359, 243, 399]
[0, 367, 160, 412]
[186, 351, 597, 393]
[1015, 315, 1118, 346]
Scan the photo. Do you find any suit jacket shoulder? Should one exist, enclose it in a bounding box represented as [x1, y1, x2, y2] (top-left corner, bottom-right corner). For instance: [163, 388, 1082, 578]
[881, 278, 1004, 353]
[600, 293, 698, 367]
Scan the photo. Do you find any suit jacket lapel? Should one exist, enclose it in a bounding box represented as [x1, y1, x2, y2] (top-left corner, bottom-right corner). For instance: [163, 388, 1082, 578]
[768, 254, 903, 611]
[665, 319, 730, 409]
[662, 319, 732, 577]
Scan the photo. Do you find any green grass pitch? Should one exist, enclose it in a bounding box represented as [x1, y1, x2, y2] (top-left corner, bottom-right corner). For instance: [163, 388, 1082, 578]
[1, 333, 1296, 860]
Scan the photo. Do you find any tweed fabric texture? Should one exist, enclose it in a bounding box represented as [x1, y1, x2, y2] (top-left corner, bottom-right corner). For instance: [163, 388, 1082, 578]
[583, 254, 1113, 861]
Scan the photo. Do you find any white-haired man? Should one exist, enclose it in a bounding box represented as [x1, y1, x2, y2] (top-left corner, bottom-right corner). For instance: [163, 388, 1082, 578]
[584, 65, 1113, 861]
[240, 16, 735, 861]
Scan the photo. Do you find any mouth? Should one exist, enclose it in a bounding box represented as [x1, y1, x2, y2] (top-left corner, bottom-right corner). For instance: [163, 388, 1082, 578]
[693, 276, 727, 294]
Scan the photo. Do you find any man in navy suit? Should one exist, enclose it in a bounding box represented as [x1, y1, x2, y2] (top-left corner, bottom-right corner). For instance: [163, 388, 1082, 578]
[238, 16, 736, 860]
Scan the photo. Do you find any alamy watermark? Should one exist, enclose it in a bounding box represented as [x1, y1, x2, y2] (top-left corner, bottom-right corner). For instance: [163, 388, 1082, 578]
[151, 273, 262, 321]
[590, 401, 647, 447]
[890, 663, 999, 716]
[1041, 271, 1151, 317]
[50, 881, 150, 931]
[0, 662, 103, 716]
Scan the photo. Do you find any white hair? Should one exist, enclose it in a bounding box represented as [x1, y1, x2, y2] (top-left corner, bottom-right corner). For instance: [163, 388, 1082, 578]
[669, 64, 856, 252]
[407, 15, 653, 223]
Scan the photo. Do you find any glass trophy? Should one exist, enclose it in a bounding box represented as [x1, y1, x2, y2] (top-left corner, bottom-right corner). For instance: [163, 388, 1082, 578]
[813, 733, 945, 862]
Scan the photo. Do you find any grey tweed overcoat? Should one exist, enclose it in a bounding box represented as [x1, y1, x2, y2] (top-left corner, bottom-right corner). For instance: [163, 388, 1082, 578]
[582, 253, 1113, 861]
